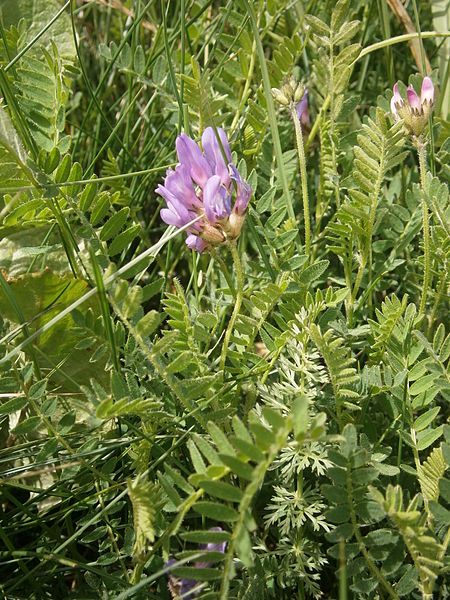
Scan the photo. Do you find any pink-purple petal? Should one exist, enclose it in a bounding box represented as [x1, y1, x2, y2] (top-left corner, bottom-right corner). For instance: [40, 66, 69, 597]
[295, 91, 309, 126]
[203, 175, 228, 224]
[160, 208, 183, 227]
[156, 185, 191, 223]
[421, 76, 434, 105]
[202, 127, 231, 186]
[390, 82, 403, 118]
[176, 133, 212, 187]
[186, 234, 207, 252]
[230, 165, 251, 215]
[406, 85, 421, 110]
[164, 165, 201, 209]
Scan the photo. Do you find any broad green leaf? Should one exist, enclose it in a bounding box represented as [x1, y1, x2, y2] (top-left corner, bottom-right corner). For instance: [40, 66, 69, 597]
[417, 427, 444, 451]
[198, 480, 243, 502]
[13, 415, 41, 434]
[0, 270, 106, 390]
[299, 260, 329, 286]
[0, 396, 27, 415]
[230, 437, 264, 463]
[99, 208, 130, 241]
[108, 225, 140, 255]
[414, 407, 440, 432]
[180, 530, 231, 544]
[28, 379, 47, 399]
[193, 501, 239, 521]
[170, 567, 221, 581]
[409, 374, 439, 396]
[0, 0, 76, 59]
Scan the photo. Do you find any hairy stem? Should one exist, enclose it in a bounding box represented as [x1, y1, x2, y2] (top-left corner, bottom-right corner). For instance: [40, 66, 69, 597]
[220, 241, 244, 373]
[427, 270, 446, 335]
[416, 140, 431, 317]
[291, 104, 311, 256]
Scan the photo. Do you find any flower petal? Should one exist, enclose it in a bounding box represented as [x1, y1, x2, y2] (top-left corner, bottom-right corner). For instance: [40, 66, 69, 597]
[390, 82, 403, 118]
[230, 165, 252, 215]
[160, 207, 183, 227]
[295, 91, 309, 126]
[176, 133, 212, 187]
[164, 165, 201, 209]
[185, 234, 207, 253]
[156, 184, 191, 223]
[203, 175, 230, 223]
[421, 76, 434, 105]
[202, 127, 231, 186]
[406, 85, 421, 110]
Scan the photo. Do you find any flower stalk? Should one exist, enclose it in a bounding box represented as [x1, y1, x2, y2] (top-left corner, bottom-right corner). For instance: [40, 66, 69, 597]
[272, 77, 311, 255]
[416, 139, 431, 317]
[390, 76, 435, 317]
[291, 102, 311, 256]
[220, 240, 244, 373]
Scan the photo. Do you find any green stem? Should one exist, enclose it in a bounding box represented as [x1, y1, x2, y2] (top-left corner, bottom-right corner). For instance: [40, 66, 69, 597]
[230, 35, 257, 133]
[242, 0, 297, 228]
[427, 270, 446, 335]
[291, 104, 311, 256]
[220, 242, 244, 373]
[338, 539, 348, 600]
[214, 252, 237, 299]
[416, 140, 431, 317]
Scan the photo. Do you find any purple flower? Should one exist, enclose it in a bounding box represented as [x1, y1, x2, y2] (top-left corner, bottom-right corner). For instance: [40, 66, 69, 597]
[390, 76, 435, 136]
[156, 128, 252, 253]
[295, 90, 310, 128]
[166, 527, 228, 599]
[420, 76, 434, 105]
[167, 558, 198, 600]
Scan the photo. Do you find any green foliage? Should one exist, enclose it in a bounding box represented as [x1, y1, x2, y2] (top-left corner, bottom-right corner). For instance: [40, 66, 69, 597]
[372, 484, 445, 598]
[128, 478, 164, 558]
[0, 1, 449, 599]
[324, 425, 404, 598]
[327, 108, 406, 305]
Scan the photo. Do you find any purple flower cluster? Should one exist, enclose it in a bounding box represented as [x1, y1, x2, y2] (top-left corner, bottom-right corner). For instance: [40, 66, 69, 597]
[156, 127, 252, 253]
[390, 76, 434, 136]
[167, 527, 227, 599]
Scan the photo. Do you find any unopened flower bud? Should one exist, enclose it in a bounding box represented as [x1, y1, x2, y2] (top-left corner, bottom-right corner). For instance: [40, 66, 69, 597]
[281, 82, 294, 101]
[287, 76, 297, 94]
[294, 82, 306, 103]
[272, 87, 290, 106]
[201, 223, 227, 244]
[227, 211, 246, 239]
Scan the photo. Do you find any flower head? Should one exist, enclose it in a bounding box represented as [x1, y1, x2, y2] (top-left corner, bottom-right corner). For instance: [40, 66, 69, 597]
[167, 527, 227, 599]
[156, 128, 252, 253]
[272, 76, 305, 108]
[390, 76, 435, 137]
